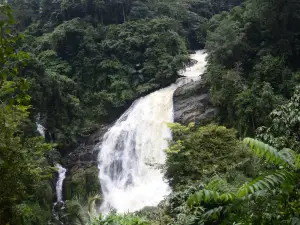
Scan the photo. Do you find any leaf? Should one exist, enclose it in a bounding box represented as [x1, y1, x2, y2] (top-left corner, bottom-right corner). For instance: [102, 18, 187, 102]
[244, 138, 294, 166]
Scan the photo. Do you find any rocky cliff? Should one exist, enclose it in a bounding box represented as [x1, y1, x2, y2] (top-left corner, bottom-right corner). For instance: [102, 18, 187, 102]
[63, 124, 111, 200]
[173, 78, 218, 125]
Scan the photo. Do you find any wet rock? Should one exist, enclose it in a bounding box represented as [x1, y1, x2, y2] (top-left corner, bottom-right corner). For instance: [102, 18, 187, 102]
[173, 79, 218, 125]
[79, 152, 93, 161]
[63, 165, 101, 200]
[53, 201, 64, 211]
[63, 124, 111, 200]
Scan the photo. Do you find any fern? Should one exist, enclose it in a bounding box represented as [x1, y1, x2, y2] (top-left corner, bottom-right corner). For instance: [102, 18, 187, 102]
[187, 189, 235, 207]
[237, 170, 296, 197]
[243, 138, 294, 166]
[205, 176, 232, 193]
[187, 177, 237, 207]
[187, 139, 299, 224]
[188, 170, 296, 207]
[200, 206, 225, 221]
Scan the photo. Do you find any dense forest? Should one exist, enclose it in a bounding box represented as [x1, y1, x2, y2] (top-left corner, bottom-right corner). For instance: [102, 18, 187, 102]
[1, 0, 300, 224]
[10, 0, 237, 149]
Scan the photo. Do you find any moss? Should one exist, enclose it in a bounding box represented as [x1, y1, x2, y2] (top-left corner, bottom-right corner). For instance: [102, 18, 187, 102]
[71, 167, 87, 197]
[86, 166, 101, 195]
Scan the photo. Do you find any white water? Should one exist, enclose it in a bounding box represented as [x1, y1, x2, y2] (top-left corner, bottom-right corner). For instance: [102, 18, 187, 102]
[179, 50, 207, 78]
[36, 123, 45, 138]
[98, 50, 207, 213]
[36, 113, 46, 138]
[55, 164, 67, 203]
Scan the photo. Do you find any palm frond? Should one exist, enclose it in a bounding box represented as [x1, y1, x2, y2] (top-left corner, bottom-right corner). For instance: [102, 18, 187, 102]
[243, 138, 294, 166]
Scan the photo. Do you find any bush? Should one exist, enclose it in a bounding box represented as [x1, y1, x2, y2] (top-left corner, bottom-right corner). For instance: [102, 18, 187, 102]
[165, 123, 248, 188]
[90, 213, 150, 225]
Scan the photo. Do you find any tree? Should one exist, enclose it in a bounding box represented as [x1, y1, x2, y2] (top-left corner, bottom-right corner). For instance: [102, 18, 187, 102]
[0, 5, 53, 224]
[205, 0, 300, 136]
[165, 123, 247, 188]
[257, 86, 300, 151]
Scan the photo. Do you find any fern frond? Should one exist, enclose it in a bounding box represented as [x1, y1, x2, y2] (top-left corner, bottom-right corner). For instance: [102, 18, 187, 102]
[205, 176, 231, 193]
[188, 170, 296, 208]
[187, 190, 218, 207]
[244, 138, 293, 166]
[237, 170, 296, 198]
[187, 189, 235, 208]
[200, 206, 226, 222]
[239, 190, 269, 201]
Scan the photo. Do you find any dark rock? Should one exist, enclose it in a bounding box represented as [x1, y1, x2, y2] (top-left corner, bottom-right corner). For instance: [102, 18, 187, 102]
[63, 165, 101, 200]
[186, 58, 198, 67]
[86, 124, 111, 146]
[53, 201, 64, 211]
[62, 124, 111, 200]
[79, 152, 93, 161]
[173, 79, 218, 125]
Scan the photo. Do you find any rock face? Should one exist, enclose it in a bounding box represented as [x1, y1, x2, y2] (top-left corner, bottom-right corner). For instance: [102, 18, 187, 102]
[63, 124, 111, 200]
[173, 78, 218, 125]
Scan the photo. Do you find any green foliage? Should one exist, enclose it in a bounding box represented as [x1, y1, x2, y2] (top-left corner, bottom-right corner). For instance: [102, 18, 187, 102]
[56, 193, 100, 225]
[2, 0, 247, 224]
[244, 138, 294, 166]
[20, 16, 189, 147]
[206, 0, 300, 136]
[165, 123, 247, 188]
[0, 4, 54, 224]
[257, 86, 300, 151]
[6, 0, 243, 149]
[186, 138, 299, 225]
[90, 213, 150, 225]
[64, 165, 101, 200]
[60, 194, 149, 225]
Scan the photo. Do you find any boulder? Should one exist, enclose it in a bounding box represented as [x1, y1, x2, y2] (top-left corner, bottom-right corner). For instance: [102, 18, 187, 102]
[173, 78, 218, 125]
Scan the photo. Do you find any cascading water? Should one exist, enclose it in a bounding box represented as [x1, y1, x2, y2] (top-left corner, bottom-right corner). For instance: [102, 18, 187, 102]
[36, 113, 46, 138]
[98, 50, 207, 213]
[179, 50, 207, 77]
[55, 164, 67, 203]
[36, 123, 45, 138]
[98, 85, 176, 213]
[52, 164, 67, 225]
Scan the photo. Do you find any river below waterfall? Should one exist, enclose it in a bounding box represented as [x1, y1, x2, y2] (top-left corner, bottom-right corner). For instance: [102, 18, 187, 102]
[98, 50, 207, 213]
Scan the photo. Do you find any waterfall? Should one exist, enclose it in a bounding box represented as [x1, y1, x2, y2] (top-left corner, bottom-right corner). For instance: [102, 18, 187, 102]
[36, 113, 46, 138]
[179, 50, 207, 78]
[36, 123, 46, 138]
[55, 164, 67, 203]
[98, 50, 207, 213]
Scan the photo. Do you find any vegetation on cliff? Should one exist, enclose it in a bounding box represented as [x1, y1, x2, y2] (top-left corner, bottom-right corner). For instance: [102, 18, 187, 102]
[1, 0, 240, 224]
[4, 0, 300, 224]
[0, 5, 54, 224]
[205, 0, 300, 136]
[9, 0, 236, 149]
